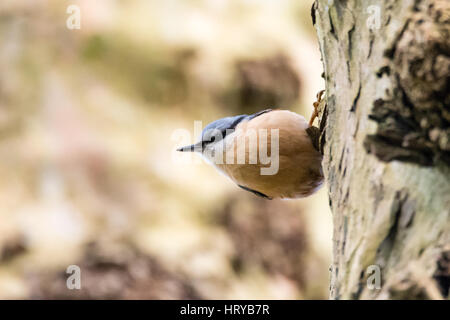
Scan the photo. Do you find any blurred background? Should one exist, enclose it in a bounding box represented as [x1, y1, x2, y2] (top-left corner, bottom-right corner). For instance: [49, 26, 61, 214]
[0, 0, 332, 299]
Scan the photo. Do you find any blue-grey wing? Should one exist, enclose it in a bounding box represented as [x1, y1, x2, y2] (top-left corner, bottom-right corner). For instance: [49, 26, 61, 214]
[201, 109, 273, 141]
[203, 115, 247, 134]
[246, 109, 273, 121]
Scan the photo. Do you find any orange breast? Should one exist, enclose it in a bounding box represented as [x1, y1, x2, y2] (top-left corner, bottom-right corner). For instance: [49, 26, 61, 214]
[216, 110, 323, 199]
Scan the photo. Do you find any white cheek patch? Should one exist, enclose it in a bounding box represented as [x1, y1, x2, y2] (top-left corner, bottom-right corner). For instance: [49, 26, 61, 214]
[204, 127, 279, 176]
[202, 129, 225, 165]
[224, 130, 238, 165]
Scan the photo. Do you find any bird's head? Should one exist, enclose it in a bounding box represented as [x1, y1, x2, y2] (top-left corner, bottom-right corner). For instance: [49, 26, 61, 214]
[176, 114, 248, 154]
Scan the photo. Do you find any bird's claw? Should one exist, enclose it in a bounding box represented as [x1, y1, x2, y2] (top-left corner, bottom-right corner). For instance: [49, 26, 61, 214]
[309, 90, 325, 127]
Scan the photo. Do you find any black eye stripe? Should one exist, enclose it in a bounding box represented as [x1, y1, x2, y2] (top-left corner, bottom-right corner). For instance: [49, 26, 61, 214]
[202, 128, 234, 145]
[221, 129, 231, 138]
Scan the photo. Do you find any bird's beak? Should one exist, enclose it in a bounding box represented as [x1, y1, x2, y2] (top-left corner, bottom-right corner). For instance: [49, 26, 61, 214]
[176, 142, 202, 152]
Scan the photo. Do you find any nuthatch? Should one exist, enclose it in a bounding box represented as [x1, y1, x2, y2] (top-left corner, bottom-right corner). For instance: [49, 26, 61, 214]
[178, 92, 324, 199]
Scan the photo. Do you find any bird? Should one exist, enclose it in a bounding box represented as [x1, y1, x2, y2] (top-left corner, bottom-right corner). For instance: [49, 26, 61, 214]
[177, 92, 325, 199]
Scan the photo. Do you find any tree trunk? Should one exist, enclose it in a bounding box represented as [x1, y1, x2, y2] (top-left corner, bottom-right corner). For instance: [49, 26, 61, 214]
[312, 0, 450, 299]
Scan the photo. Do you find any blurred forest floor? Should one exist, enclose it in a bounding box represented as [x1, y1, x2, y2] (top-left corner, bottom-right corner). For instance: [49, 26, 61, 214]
[0, 0, 332, 299]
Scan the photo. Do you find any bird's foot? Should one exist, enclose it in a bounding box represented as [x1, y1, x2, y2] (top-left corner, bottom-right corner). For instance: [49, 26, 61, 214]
[309, 90, 325, 127]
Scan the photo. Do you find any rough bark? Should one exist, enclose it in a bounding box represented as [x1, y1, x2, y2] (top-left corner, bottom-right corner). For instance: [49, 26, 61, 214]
[312, 0, 450, 299]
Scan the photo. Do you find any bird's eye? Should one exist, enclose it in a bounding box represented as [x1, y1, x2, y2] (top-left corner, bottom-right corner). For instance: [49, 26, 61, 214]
[202, 129, 226, 145]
